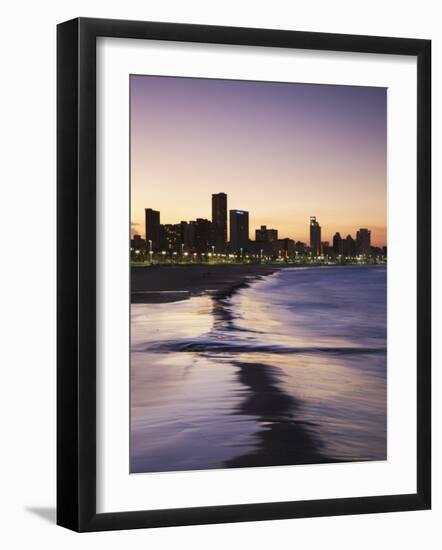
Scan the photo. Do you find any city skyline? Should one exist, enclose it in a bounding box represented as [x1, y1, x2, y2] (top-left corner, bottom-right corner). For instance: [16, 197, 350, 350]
[136, 191, 381, 260]
[133, 198, 386, 248]
[129, 75, 387, 474]
[131, 75, 387, 247]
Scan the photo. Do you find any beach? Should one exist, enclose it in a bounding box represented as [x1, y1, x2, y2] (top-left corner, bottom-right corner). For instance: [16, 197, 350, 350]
[131, 264, 280, 303]
[130, 265, 387, 473]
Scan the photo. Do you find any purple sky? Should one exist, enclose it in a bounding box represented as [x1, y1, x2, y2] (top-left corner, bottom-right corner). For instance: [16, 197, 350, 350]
[131, 75, 387, 246]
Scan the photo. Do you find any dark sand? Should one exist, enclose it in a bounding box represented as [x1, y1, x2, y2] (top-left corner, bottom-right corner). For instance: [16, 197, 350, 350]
[131, 264, 280, 303]
[131, 262, 339, 470]
[225, 359, 334, 468]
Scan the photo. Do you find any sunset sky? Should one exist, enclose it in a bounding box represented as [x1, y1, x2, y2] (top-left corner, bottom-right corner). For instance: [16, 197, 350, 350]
[130, 75, 387, 246]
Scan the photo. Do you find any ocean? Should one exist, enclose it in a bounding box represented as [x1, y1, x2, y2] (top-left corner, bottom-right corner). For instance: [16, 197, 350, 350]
[130, 265, 387, 473]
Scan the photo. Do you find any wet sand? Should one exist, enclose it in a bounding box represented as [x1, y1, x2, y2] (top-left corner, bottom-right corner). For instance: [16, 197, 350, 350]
[225, 359, 333, 468]
[131, 264, 280, 303]
[130, 265, 386, 472]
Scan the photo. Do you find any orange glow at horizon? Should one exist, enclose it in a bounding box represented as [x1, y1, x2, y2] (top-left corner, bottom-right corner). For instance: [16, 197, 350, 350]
[131, 76, 387, 247]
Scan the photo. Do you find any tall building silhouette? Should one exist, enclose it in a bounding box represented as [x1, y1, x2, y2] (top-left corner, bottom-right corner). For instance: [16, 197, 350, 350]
[230, 210, 249, 252]
[145, 208, 161, 252]
[343, 234, 357, 257]
[356, 228, 371, 256]
[194, 218, 212, 253]
[333, 232, 343, 255]
[212, 193, 227, 252]
[310, 216, 322, 256]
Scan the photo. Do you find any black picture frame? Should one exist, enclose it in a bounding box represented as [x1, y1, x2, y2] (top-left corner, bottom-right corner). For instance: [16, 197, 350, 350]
[57, 17, 431, 532]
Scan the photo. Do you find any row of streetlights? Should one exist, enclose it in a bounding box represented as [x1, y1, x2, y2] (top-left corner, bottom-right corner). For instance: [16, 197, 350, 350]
[131, 245, 386, 264]
[130, 248, 274, 263]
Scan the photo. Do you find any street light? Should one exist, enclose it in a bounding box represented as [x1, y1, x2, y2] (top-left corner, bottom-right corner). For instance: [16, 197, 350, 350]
[148, 239, 153, 264]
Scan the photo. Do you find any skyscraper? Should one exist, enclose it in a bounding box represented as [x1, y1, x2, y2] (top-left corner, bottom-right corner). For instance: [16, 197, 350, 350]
[145, 208, 161, 252]
[310, 216, 322, 256]
[211, 193, 227, 252]
[356, 228, 371, 256]
[229, 210, 249, 252]
[343, 234, 357, 257]
[333, 232, 343, 256]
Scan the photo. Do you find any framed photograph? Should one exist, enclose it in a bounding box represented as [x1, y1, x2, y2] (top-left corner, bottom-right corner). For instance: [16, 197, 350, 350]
[57, 17, 431, 532]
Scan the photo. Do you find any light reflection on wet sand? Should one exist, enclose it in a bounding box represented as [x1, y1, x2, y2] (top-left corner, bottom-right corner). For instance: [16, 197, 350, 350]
[130, 266, 386, 473]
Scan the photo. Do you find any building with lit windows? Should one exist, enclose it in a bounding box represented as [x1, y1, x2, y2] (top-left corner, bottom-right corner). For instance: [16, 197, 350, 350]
[310, 216, 322, 256]
[356, 228, 371, 256]
[275, 238, 295, 258]
[255, 225, 278, 243]
[333, 232, 343, 256]
[162, 223, 182, 252]
[194, 218, 212, 253]
[229, 210, 249, 252]
[145, 208, 161, 252]
[343, 234, 357, 257]
[212, 193, 227, 252]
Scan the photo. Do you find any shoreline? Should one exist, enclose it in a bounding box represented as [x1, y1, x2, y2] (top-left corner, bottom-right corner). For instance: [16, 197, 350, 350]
[131, 264, 281, 304]
[131, 263, 385, 304]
